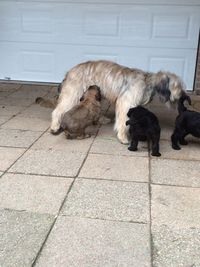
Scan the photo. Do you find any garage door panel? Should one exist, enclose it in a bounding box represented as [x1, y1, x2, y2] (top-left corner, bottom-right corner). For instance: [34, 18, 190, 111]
[0, 2, 199, 49]
[8, 0, 200, 5]
[0, 42, 195, 89]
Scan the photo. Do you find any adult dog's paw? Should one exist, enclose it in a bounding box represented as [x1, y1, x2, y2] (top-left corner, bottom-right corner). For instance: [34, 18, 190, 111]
[50, 128, 62, 135]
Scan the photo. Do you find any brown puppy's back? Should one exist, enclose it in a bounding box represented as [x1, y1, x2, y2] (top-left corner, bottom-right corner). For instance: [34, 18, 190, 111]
[60, 85, 101, 137]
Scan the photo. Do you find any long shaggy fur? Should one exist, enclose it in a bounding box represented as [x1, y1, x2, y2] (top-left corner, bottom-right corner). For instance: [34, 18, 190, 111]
[171, 95, 200, 150]
[51, 60, 187, 144]
[126, 106, 161, 156]
[60, 85, 102, 139]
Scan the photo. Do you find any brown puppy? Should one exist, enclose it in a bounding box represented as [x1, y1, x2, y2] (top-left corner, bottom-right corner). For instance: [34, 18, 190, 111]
[60, 85, 101, 139]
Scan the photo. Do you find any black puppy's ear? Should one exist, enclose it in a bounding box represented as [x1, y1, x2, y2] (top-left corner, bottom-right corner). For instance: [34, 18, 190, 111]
[127, 108, 133, 117]
[95, 92, 101, 102]
[156, 75, 171, 102]
[126, 120, 130, 126]
[80, 95, 84, 101]
[185, 95, 192, 106]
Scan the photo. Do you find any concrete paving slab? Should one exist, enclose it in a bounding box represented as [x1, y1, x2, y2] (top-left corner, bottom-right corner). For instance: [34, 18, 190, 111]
[45, 85, 59, 97]
[79, 153, 149, 182]
[152, 184, 200, 267]
[0, 173, 73, 214]
[0, 147, 25, 171]
[32, 131, 94, 153]
[147, 105, 177, 126]
[91, 137, 148, 157]
[62, 178, 149, 223]
[10, 149, 86, 177]
[0, 209, 54, 267]
[152, 185, 200, 228]
[0, 96, 34, 107]
[160, 126, 173, 141]
[0, 83, 21, 91]
[35, 216, 151, 267]
[97, 124, 116, 138]
[9, 84, 51, 99]
[0, 116, 11, 125]
[2, 116, 50, 131]
[99, 123, 172, 142]
[18, 104, 52, 119]
[157, 140, 200, 161]
[151, 158, 200, 187]
[0, 105, 26, 116]
[0, 91, 13, 97]
[0, 128, 42, 148]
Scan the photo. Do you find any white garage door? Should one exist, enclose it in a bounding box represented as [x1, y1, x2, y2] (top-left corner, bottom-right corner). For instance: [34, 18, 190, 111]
[0, 0, 200, 90]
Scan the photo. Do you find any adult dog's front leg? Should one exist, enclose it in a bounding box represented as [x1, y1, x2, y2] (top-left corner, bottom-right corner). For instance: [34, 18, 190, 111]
[51, 106, 64, 134]
[50, 90, 80, 134]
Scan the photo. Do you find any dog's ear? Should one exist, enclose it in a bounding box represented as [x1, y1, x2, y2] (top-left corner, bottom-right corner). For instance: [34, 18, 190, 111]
[95, 92, 101, 102]
[156, 75, 171, 102]
[80, 95, 84, 102]
[126, 120, 130, 126]
[127, 108, 133, 117]
[185, 94, 192, 106]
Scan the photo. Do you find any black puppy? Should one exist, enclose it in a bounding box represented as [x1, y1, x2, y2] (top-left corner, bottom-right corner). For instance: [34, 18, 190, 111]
[171, 94, 200, 150]
[126, 106, 161, 157]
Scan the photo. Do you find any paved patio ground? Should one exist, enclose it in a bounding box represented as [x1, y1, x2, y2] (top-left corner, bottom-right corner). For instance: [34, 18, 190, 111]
[0, 82, 200, 267]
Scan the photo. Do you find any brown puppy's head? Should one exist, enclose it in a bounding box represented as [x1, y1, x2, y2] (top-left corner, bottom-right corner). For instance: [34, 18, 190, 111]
[80, 85, 101, 102]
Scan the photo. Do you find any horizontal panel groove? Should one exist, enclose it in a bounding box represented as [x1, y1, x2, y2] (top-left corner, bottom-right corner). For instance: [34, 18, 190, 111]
[0, 40, 198, 50]
[3, 1, 200, 6]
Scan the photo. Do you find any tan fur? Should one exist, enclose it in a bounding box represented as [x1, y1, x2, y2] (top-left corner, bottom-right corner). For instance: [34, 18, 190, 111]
[51, 60, 186, 144]
[60, 85, 101, 139]
[35, 96, 58, 109]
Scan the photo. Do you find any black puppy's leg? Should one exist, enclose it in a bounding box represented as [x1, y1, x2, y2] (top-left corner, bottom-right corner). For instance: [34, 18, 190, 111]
[128, 137, 138, 151]
[171, 130, 181, 150]
[179, 133, 188, 145]
[151, 134, 161, 157]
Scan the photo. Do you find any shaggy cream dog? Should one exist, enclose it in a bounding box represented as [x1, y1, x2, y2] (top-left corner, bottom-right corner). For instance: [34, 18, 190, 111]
[51, 60, 187, 144]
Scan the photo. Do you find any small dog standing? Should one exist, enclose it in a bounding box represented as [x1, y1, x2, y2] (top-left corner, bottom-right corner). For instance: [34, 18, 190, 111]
[126, 106, 161, 157]
[171, 94, 200, 150]
[60, 85, 102, 139]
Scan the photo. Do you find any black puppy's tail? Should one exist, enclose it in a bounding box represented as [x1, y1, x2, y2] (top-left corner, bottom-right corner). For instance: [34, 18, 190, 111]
[178, 94, 191, 114]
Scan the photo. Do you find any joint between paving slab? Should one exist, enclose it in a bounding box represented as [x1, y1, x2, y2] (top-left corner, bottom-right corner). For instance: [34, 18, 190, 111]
[148, 152, 154, 267]
[6, 171, 75, 179]
[1, 127, 50, 178]
[32, 127, 99, 266]
[89, 151, 149, 158]
[60, 214, 148, 225]
[78, 176, 149, 185]
[31, 177, 76, 266]
[0, 91, 35, 127]
[150, 156, 200, 162]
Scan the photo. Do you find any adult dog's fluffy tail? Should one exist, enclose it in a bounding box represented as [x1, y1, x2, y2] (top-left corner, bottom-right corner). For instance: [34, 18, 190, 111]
[178, 94, 191, 114]
[35, 97, 57, 108]
[35, 82, 61, 108]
